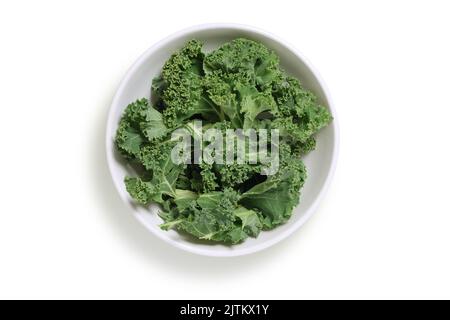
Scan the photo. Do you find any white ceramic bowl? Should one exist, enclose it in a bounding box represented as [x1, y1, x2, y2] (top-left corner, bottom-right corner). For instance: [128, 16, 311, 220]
[106, 23, 339, 257]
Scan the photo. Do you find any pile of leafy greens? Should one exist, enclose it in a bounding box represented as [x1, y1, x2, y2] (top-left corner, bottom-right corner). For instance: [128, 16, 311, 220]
[115, 39, 332, 244]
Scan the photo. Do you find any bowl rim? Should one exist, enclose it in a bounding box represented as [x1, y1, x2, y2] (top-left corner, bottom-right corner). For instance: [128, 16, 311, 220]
[106, 23, 340, 257]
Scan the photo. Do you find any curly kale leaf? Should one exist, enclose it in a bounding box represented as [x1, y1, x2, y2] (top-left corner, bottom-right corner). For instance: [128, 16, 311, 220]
[176, 189, 249, 243]
[157, 39, 220, 127]
[203, 39, 281, 128]
[124, 150, 184, 205]
[239, 145, 307, 228]
[234, 206, 262, 237]
[203, 38, 282, 89]
[160, 189, 262, 244]
[235, 83, 277, 129]
[115, 98, 169, 158]
[203, 70, 241, 126]
[272, 76, 332, 143]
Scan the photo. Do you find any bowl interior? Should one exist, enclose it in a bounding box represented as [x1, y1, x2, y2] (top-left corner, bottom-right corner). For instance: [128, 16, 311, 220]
[107, 25, 337, 256]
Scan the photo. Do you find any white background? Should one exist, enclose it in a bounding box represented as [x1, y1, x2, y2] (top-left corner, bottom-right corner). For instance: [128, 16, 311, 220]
[1, 0, 449, 299]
